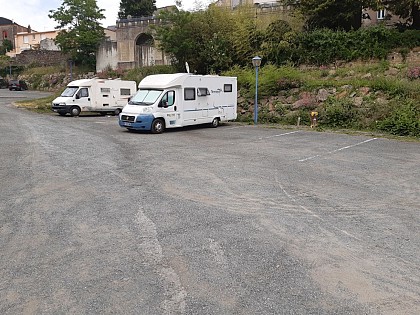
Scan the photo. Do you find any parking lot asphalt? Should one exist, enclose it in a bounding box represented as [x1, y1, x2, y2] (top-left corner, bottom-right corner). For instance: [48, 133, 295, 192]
[1, 92, 419, 314]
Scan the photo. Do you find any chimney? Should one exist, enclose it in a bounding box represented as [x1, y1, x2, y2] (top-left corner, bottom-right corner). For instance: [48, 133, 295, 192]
[28, 25, 31, 33]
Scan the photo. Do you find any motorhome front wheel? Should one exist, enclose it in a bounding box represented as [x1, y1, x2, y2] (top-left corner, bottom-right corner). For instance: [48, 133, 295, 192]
[151, 119, 165, 134]
[70, 106, 81, 117]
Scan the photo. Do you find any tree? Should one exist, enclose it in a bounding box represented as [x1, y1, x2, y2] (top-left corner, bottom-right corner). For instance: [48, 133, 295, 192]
[282, 0, 378, 31]
[260, 20, 294, 65]
[0, 39, 13, 55]
[381, 0, 420, 29]
[118, 0, 156, 19]
[49, 0, 105, 67]
[153, 6, 262, 74]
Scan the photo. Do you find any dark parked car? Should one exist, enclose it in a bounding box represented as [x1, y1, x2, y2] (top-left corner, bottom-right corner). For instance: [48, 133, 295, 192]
[8, 80, 28, 91]
[0, 77, 8, 89]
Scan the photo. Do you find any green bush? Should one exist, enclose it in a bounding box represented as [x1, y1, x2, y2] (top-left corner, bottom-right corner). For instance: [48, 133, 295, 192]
[377, 101, 420, 136]
[319, 98, 356, 128]
[276, 26, 418, 66]
[123, 65, 176, 85]
[259, 108, 282, 124]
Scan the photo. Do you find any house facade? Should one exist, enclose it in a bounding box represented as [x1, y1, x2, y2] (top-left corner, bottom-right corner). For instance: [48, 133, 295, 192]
[8, 29, 59, 56]
[0, 17, 29, 50]
[361, 8, 406, 27]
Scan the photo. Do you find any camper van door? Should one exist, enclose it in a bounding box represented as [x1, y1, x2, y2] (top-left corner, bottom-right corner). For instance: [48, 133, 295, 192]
[76, 87, 91, 109]
[159, 89, 180, 127]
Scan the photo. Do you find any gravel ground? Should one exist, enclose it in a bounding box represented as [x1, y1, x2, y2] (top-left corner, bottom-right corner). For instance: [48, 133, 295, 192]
[1, 90, 419, 314]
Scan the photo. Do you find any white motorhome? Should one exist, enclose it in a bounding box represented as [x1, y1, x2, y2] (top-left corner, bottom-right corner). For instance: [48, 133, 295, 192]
[52, 78, 137, 116]
[119, 73, 237, 133]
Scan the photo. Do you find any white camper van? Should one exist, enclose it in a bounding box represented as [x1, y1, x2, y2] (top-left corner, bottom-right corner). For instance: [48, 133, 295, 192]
[119, 73, 237, 133]
[52, 78, 137, 116]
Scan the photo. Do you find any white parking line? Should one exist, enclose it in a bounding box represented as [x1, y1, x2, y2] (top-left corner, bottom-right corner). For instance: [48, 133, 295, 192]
[223, 125, 244, 130]
[299, 138, 378, 162]
[258, 130, 300, 140]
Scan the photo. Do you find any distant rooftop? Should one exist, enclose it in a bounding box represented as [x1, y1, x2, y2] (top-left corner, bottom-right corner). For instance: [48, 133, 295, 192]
[0, 17, 13, 25]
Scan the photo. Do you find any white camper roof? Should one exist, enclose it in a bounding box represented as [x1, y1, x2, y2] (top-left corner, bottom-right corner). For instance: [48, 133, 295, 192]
[138, 73, 189, 89]
[67, 79, 95, 87]
[67, 78, 121, 87]
[138, 73, 234, 89]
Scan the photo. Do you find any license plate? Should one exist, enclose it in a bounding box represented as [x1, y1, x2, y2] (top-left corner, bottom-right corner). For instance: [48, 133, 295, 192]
[123, 122, 132, 126]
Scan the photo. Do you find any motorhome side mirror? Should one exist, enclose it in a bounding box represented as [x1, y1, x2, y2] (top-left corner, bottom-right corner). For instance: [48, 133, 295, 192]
[160, 100, 168, 108]
[75, 94, 80, 99]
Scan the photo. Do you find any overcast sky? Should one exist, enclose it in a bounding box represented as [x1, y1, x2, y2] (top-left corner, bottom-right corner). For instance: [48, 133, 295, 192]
[1, 0, 213, 31]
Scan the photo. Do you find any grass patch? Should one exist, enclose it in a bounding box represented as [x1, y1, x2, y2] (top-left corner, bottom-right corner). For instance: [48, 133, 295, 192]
[15, 93, 58, 113]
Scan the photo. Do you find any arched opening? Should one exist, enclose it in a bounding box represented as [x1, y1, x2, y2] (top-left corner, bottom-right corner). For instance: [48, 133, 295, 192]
[135, 33, 154, 67]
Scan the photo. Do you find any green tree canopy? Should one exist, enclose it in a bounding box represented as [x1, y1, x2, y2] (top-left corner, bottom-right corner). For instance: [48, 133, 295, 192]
[282, 0, 378, 31]
[0, 55, 11, 69]
[118, 0, 156, 19]
[48, 0, 105, 67]
[0, 39, 13, 55]
[381, 0, 420, 29]
[153, 6, 260, 74]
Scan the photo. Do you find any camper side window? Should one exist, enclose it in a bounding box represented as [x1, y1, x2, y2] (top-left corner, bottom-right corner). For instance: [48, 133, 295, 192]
[160, 91, 175, 107]
[184, 88, 195, 101]
[120, 88, 131, 96]
[77, 88, 89, 98]
[197, 87, 210, 97]
[224, 84, 232, 92]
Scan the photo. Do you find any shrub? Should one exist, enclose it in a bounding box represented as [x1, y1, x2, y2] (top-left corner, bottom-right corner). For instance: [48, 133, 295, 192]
[377, 101, 420, 137]
[407, 67, 420, 80]
[319, 98, 356, 128]
[123, 65, 176, 85]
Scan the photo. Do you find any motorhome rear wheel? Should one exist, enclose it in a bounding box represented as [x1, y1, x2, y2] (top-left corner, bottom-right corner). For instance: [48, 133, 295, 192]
[211, 118, 219, 128]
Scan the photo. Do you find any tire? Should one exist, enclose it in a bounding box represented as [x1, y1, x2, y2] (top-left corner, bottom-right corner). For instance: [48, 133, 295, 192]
[151, 119, 165, 134]
[58, 111, 66, 116]
[211, 117, 219, 128]
[70, 106, 81, 117]
[114, 108, 122, 116]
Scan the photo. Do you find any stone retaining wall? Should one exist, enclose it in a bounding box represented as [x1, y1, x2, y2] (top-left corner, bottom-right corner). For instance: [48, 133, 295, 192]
[14, 50, 69, 67]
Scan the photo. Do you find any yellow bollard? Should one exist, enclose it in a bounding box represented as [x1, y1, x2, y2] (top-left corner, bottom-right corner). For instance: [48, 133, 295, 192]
[310, 111, 318, 128]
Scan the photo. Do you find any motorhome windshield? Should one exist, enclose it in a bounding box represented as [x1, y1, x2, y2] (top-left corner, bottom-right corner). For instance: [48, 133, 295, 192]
[129, 89, 162, 105]
[61, 87, 79, 97]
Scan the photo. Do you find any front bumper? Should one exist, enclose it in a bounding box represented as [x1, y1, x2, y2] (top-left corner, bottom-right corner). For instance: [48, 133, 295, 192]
[119, 114, 154, 130]
[52, 104, 72, 113]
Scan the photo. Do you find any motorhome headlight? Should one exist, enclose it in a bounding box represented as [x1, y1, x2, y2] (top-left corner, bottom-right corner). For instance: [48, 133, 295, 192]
[59, 102, 66, 106]
[143, 107, 152, 113]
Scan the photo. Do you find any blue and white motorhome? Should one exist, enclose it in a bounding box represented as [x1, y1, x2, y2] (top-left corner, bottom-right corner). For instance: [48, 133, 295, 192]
[119, 73, 237, 133]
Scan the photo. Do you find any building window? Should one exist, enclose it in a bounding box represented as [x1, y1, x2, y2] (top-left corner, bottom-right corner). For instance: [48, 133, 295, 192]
[377, 9, 386, 20]
[2, 31, 7, 39]
[23, 36, 29, 43]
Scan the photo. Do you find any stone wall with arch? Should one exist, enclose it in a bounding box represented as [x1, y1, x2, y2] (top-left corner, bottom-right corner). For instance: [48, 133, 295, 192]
[97, 15, 171, 72]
